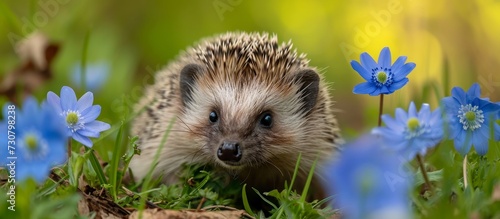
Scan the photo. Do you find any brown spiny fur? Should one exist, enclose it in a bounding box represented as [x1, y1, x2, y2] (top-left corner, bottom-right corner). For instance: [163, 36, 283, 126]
[129, 32, 342, 201]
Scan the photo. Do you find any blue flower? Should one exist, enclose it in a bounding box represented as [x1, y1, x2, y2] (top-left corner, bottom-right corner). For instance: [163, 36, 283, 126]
[441, 83, 500, 156]
[324, 134, 412, 219]
[71, 63, 109, 92]
[497, 104, 500, 141]
[0, 97, 67, 183]
[0, 105, 12, 168]
[372, 102, 444, 159]
[47, 86, 110, 147]
[351, 47, 416, 96]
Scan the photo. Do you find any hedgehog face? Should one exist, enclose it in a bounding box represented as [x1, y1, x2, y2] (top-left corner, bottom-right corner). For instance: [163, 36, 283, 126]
[179, 63, 320, 170]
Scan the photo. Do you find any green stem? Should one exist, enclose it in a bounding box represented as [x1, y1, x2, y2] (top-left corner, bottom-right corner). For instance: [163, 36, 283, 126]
[463, 155, 468, 188]
[86, 147, 108, 185]
[67, 139, 72, 159]
[80, 30, 91, 90]
[378, 94, 384, 127]
[417, 154, 432, 191]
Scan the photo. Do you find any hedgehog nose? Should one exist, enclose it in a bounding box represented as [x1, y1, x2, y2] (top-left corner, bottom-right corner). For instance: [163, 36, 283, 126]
[217, 141, 242, 162]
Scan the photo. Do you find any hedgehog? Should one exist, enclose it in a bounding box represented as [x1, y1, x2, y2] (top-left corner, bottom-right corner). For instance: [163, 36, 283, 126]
[129, 32, 342, 201]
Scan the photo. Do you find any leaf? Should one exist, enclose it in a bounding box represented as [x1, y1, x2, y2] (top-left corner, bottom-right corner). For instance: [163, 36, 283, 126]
[0, 32, 59, 104]
[414, 169, 443, 187]
[253, 188, 278, 210]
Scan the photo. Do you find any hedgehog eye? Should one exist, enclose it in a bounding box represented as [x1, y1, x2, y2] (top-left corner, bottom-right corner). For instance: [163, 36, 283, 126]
[259, 113, 273, 128]
[209, 111, 218, 123]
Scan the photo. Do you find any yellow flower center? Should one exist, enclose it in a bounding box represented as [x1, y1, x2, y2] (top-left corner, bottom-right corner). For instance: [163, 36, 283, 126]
[66, 112, 79, 125]
[376, 71, 388, 84]
[356, 167, 375, 195]
[465, 111, 476, 122]
[407, 118, 420, 132]
[25, 135, 38, 151]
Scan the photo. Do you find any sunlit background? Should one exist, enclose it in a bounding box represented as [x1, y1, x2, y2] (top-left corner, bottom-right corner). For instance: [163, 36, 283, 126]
[1, 0, 499, 138]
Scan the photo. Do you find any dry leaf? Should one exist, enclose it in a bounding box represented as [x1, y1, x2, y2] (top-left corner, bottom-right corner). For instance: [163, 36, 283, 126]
[128, 208, 254, 219]
[0, 31, 59, 104]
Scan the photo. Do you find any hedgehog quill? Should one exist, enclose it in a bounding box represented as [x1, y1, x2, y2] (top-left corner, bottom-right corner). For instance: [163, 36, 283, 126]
[129, 32, 342, 202]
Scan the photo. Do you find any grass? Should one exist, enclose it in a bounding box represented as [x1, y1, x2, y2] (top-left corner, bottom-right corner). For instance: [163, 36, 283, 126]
[1, 81, 500, 219]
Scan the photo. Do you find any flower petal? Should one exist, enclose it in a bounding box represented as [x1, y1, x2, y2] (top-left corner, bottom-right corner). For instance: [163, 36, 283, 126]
[381, 114, 404, 131]
[391, 56, 407, 72]
[72, 132, 93, 147]
[441, 97, 459, 114]
[45, 137, 68, 165]
[395, 108, 408, 122]
[476, 98, 500, 113]
[472, 129, 489, 155]
[60, 86, 77, 111]
[30, 166, 52, 184]
[369, 88, 382, 96]
[81, 105, 102, 123]
[393, 63, 415, 81]
[450, 87, 467, 105]
[379, 86, 391, 94]
[388, 78, 409, 93]
[408, 102, 417, 118]
[21, 97, 42, 127]
[77, 129, 100, 138]
[47, 91, 62, 115]
[353, 82, 377, 94]
[466, 83, 481, 101]
[447, 117, 463, 139]
[378, 47, 391, 69]
[85, 120, 111, 133]
[22, 97, 39, 118]
[454, 131, 472, 156]
[418, 104, 431, 121]
[495, 123, 500, 141]
[360, 52, 378, 71]
[77, 92, 94, 112]
[351, 60, 372, 81]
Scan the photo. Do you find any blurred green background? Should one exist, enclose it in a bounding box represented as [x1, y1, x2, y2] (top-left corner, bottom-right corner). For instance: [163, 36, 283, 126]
[1, 0, 499, 137]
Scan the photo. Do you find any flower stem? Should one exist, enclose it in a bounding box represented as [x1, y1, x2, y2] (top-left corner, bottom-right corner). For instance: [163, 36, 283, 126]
[378, 94, 384, 127]
[463, 155, 468, 188]
[67, 139, 72, 159]
[416, 154, 432, 190]
[80, 30, 90, 90]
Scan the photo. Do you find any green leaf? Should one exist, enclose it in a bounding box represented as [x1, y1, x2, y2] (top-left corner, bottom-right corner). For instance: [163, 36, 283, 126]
[288, 153, 302, 194]
[254, 188, 278, 209]
[109, 121, 124, 201]
[300, 157, 318, 203]
[414, 169, 443, 187]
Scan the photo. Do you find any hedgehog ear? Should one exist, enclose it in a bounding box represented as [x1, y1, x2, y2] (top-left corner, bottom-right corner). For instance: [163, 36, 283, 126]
[180, 64, 203, 105]
[294, 69, 320, 115]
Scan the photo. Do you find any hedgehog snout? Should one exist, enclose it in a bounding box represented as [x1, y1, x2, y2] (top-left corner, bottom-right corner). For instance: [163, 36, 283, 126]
[217, 141, 242, 163]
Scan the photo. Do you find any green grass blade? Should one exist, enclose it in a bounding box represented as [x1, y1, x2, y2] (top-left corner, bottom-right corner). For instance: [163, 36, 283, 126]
[241, 184, 254, 216]
[0, 1, 22, 34]
[252, 187, 278, 210]
[274, 206, 285, 219]
[312, 195, 334, 208]
[300, 157, 318, 203]
[442, 56, 450, 97]
[189, 171, 210, 196]
[288, 153, 302, 194]
[80, 30, 91, 91]
[109, 121, 124, 201]
[137, 117, 176, 215]
[86, 147, 108, 185]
